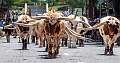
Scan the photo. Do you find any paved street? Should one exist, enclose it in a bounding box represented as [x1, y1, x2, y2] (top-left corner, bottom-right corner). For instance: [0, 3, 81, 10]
[0, 37, 120, 63]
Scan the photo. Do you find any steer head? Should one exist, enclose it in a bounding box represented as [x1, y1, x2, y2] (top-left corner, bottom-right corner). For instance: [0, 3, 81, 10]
[105, 17, 119, 37]
[93, 16, 120, 28]
[32, 12, 93, 39]
[16, 15, 35, 26]
[17, 15, 34, 23]
[33, 13, 69, 25]
[93, 16, 120, 38]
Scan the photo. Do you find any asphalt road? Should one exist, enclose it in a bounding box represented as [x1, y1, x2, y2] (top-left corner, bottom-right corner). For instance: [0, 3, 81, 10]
[0, 36, 120, 63]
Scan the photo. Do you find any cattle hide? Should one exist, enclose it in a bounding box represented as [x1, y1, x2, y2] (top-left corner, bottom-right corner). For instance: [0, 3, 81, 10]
[16, 15, 34, 50]
[93, 16, 120, 55]
[44, 19, 64, 58]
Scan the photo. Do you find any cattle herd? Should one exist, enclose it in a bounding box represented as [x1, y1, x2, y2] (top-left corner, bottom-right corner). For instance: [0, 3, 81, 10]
[3, 7, 120, 58]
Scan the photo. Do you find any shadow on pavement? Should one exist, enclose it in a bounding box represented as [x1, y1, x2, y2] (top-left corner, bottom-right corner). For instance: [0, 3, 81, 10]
[2, 42, 10, 43]
[96, 45, 104, 47]
[97, 54, 117, 56]
[14, 49, 29, 50]
[38, 54, 61, 59]
[37, 50, 46, 52]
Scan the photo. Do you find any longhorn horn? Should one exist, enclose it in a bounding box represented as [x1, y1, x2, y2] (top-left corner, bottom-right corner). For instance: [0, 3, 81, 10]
[15, 22, 24, 26]
[75, 20, 92, 27]
[4, 24, 13, 29]
[15, 22, 35, 27]
[92, 21, 106, 29]
[15, 20, 38, 26]
[65, 25, 94, 40]
[79, 16, 92, 27]
[57, 17, 70, 21]
[32, 16, 49, 20]
[64, 24, 86, 39]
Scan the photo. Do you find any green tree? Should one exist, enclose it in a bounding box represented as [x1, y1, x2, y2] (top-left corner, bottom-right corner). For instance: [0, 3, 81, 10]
[65, 0, 85, 8]
[13, 0, 32, 5]
[0, 0, 14, 18]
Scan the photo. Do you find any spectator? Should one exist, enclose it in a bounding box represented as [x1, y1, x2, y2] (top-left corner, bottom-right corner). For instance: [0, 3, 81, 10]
[62, 9, 72, 16]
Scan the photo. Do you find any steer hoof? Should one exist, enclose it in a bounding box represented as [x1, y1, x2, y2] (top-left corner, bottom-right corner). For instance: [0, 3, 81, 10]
[54, 50, 59, 56]
[48, 54, 54, 59]
[104, 52, 107, 55]
[45, 48, 48, 52]
[79, 45, 84, 47]
[48, 52, 57, 59]
[35, 42, 38, 45]
[22, 47, 27, 50]
[39, 45, 43, 48]
[109, 51, 113, 55]
[104, 49, 109, 55]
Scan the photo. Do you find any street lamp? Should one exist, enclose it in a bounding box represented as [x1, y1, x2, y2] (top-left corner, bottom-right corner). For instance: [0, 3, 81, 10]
[46, 1, 49, 12]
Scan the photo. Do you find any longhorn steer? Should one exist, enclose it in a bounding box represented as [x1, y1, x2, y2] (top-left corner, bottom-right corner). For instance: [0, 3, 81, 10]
[15, 15, 34, 50]
[93, 16, 120, 55]
[31, 11, 64, 58]
[42, 12, 65, 58]
[31, 9, 91, 58]
[76, 16, 91, 47]
[34, 19, 46, 47]
[66, 15, 91, 47]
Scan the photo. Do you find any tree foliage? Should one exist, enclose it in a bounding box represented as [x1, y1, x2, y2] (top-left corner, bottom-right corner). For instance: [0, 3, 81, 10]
[65, 0, 85, 8]
[13, 0, 32, 5]
[0, 0, 13, 8]
[8, 0, 86, 9]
